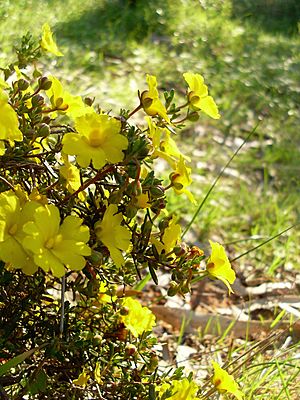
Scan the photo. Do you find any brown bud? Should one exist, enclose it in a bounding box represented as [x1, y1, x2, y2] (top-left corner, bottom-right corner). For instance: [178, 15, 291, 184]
[149, 185, 165, 198]
[31, 94, 44, 107]
[125, 344, 137, 357]
[120, 306, 129, 316]
[38, 77, 52, 91]
[18, 79, 29, 91]
[84, 97, 94, 106]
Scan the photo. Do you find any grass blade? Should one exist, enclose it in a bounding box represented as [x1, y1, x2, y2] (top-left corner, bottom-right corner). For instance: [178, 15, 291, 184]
[230, 222, 300, 262]
[0, 346, 44, 377]
[182, 123, 260, 239]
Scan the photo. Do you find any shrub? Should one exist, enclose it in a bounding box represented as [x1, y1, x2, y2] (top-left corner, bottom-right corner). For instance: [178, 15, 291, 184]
[0, 25, 242, 399]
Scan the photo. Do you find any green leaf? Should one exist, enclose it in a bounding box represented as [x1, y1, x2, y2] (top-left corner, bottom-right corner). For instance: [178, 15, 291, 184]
[149, 263, 158, 285]
[0, 348, 38, 377]
[28, 370, 48, 395]
[134, 272, 151, 291]
[271, 309, 286, 329]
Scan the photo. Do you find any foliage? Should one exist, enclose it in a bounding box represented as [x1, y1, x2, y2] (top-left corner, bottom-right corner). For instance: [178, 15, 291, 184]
[0, 27, 244, 399]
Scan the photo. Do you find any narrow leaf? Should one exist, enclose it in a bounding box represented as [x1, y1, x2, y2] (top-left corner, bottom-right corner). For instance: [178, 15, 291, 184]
[0, 348, 38, 377]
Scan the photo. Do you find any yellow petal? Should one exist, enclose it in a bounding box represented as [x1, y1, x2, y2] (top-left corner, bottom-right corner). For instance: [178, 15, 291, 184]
[122, 297, 156, 337]
[40, 23, 63, 57]
[212, 362, 244, 400]
[194, 96, 220, 119]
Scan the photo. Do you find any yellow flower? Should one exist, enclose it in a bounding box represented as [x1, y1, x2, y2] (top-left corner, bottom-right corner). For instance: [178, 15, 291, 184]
[0, 89, 23, 145]
[146, 117, 190, 168]
[152, 216, 181, 255]
[22, 205, 91, 277]
[40, 23, 63, 57]
[183, 72, 220, 119]
[0, 191, 39, 275]
[72, 370, 90, 388]
[170, 156, 196, 204]
[0, 141, 5, 156]
[0, 76, 8, 89]
[62, 113, 128, 169]
[206, 241, 236, 294]
[28, 188, 49, 205]
[141, 75, 170, 123]
[212, 362, 244, 400]
[60, 154, 85, 201]
[97, 281, 116, 303]
[95, 204, 131, 267]
[159, 378, 199, 400]
[46, 76, 92, 119]
[94, 362, 103, 384]
[135, 192, 152, 209]
[122, 297, 156, 337]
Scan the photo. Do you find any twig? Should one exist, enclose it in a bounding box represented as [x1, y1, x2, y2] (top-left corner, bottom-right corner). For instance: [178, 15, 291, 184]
[60, 275, 66, 336]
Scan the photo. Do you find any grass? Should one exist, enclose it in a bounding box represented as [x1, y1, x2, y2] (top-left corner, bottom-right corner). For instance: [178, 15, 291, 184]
[1, 0, 300, 397]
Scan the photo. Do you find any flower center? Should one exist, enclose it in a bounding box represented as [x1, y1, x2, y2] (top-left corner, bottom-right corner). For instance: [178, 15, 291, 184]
[214, 378, 222, 387]
[45, 237, 55, 249]
[8, 223, 18, 236]
[88, 129, 104, 147]
[206, 262, 215, 269]
[188, 91, 200, 105]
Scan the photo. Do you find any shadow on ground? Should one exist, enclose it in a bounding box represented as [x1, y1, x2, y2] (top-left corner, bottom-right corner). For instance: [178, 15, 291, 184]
[57, 0, 174, 56]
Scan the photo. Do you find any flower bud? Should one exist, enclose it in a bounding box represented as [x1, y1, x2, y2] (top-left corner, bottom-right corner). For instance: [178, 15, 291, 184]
[38, 123, 50, 137]
[38, 77, 52, 91]
[126, 181, 137, 196]
[120, 307, 129, 316]
[42, 116, 51, 124]
[149, 185, 165, 198]
[158, 218, 169, 231]
[136, 181, 142, 196]
[173, 245, 186, 257]
[18, 79, 29, 91]
[93, 334, 103, 346]
[151, 198, 166, 212]
[84, 97, 94, 106]
[125, 344, 137, 357]
[142, 221, 153, 235]
[31, 94, 44, 107]
[187, 111, 199, 122]
[181, 282, 190, 294]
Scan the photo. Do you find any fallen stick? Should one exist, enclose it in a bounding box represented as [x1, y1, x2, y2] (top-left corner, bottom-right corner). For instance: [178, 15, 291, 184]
[151, 305, 296, 338]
